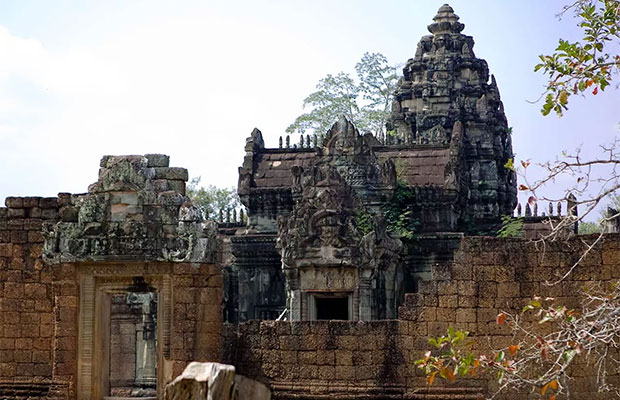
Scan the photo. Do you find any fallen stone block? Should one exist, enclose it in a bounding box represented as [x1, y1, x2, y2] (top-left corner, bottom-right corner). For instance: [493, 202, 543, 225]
[165, 361, 270, 400]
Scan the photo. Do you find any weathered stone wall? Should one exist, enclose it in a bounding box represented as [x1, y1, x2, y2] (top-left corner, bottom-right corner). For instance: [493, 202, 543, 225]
[222, 234, 620, 399]
[222, 320, 419, 399]
[48, 261, 223, 399]
[400, 234, 620, 399]
[0, 195, 223, 399]
[0, 197, 60, 396]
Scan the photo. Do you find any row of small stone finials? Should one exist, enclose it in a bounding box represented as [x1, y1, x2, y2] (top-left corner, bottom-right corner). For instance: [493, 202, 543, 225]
[215, 203, 575, 224]
[276, 132, 420, 149]
[216, 207, 248, 225]
[278, 134, 320, 149]
[514, 200, 577, 218]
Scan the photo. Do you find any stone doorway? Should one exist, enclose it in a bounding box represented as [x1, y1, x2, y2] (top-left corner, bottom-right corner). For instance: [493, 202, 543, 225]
[76, 268, 173, 400]
[106, 289, 158, 399]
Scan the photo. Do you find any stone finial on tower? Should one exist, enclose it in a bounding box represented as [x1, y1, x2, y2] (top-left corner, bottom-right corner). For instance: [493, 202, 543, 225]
[428, 4, 465, 34]
[245, 128, 264, 152]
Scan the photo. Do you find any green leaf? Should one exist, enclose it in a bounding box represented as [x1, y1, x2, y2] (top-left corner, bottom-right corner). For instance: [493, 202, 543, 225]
[447, 327, 455, 338]
[563, 349, 577, 364]
[454, 330, 466, 345]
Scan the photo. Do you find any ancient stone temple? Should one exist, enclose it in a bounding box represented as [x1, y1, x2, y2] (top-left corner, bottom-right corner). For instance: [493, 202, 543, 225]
[229, 4, 517, 323]
[4, 5, 612, 400]
[276, 118, 403, 321]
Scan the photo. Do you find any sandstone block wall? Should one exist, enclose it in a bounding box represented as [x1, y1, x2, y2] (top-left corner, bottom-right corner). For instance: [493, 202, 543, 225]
[221, 320, 424, 399]
[0, 193, 224, 399]
[0, 197, 59, 392]
[223, 235, 620, 400]
[400, 235, 620, 399]
[169, 262, 223, 376]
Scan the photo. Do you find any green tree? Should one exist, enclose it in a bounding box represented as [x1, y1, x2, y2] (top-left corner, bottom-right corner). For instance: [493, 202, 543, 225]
[286, 52, 399, 137]
[186, 177, 241, 220]
[578, 194, 620, 233]
[355, 52, 400, 135]
[578, 220, 603, 233]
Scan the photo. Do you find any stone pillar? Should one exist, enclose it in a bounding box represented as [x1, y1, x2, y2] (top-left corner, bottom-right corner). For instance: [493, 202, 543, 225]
[284, 268, 301, 320]
[358, 277, 372, 321]
[288, 288, 301, 321]
[129, 292, 157, 389]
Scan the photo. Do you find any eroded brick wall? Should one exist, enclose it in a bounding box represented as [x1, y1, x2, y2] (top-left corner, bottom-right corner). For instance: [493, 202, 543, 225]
[222, 235, 620, 400]
[0, 197, 59, 395]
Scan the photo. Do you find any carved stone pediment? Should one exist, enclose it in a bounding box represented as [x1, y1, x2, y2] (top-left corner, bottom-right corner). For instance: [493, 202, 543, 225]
[277, 118, 403, 319]
[418, 124, 448, 145]
[43, 155, 218, 264]
[320, 117, 397, 192]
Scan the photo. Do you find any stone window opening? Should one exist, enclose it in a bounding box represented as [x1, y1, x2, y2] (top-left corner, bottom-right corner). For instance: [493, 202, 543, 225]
[308, 292, 352, 320]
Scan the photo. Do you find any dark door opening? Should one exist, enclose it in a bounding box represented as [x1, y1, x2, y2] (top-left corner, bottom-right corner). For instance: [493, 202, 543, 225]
[315, 296, 349, 320]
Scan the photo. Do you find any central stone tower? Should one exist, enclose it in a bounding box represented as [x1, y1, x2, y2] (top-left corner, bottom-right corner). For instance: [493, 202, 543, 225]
[388, 4, 517, 232]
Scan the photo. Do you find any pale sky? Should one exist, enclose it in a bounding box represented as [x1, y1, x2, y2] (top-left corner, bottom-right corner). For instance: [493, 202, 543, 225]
[1, 1, 618, 211]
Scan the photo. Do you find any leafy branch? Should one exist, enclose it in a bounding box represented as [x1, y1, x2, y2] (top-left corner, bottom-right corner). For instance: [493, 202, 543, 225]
[418, 290, 620, 398]
[535, 0, 620, 116]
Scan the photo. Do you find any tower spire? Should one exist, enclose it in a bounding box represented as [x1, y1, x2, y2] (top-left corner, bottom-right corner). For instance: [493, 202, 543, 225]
[428, 4, 464, 34]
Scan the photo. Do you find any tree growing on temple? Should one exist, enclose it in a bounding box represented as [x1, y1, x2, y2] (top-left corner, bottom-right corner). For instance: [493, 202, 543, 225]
[286, 52, 400, 137]
[419, 0, 620, 398]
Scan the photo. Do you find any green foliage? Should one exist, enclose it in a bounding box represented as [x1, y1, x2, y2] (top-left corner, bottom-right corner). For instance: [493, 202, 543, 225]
[577, 193, 620, 233]
[286, 72, 360, 136]
[497, 215, 524, 238]
[578, 220, 603, 234]
[503, 157, 515, 172]
[286, 52, 400, 136]
[354, 52, 400, 135]
[535, 0, 619, 116]
[355, 210, 375, 235]
[186, 177, 241, 220]
[415, 328, 476, 385]
[383, 181, 420, 240]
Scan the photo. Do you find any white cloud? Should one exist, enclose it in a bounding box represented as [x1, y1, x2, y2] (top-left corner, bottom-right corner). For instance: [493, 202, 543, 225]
[0, 14, 328, 201]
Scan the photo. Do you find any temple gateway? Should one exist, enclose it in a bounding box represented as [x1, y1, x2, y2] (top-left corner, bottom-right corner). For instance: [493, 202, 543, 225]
[0, 5, 610, 400]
